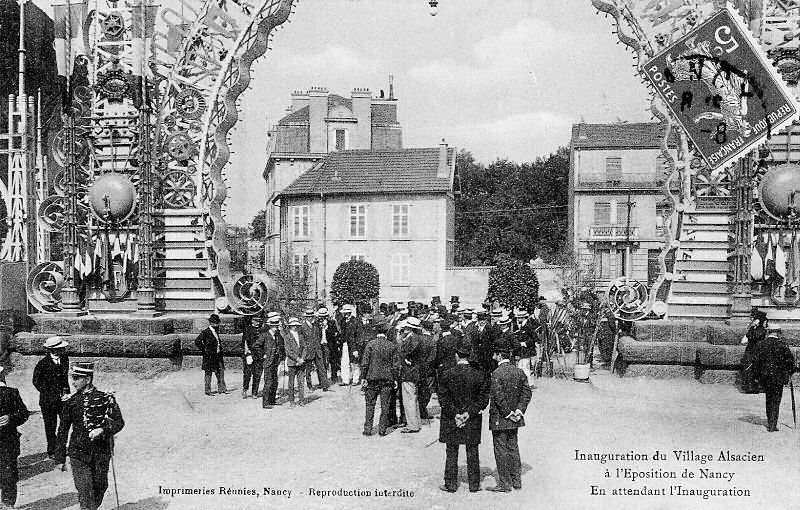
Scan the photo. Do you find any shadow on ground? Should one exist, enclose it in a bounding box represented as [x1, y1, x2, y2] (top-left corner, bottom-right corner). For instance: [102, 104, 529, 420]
[18, 491, 78, 510]
[18, 452, 54, 482]
[119, 496, 169, 509]
[738, 413, 768, 428]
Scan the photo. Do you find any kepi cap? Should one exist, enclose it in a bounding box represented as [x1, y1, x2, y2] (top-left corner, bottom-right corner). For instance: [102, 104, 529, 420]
[71, 362, 94, 377]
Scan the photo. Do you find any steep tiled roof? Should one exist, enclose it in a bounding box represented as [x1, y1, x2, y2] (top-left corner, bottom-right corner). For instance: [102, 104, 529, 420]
[571, 122, 678, 149]
[278, 105, 309, 125]
[277, 148, 454, 199]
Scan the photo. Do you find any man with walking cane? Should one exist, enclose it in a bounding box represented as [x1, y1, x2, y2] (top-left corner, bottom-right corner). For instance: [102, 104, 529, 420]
[55, 362, 124, 510]
[752, 326, 797, 432]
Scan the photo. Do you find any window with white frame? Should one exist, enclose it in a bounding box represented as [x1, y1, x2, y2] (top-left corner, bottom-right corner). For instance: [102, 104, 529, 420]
[350, 254, 366, 262]
[349, 204, 366, 237]
[292, 205, 309, 238]
[392, 204, 409, 236]
[391, 253, 410, 285]
[293, 253, 309, 276]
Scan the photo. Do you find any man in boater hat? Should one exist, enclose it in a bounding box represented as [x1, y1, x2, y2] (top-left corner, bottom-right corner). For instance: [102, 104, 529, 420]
[55, 362, 124, 510]
[33, 336, 71, 458]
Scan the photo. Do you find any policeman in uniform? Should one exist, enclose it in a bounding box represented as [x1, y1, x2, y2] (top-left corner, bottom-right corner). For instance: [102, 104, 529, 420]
[55, 362, 124, 510]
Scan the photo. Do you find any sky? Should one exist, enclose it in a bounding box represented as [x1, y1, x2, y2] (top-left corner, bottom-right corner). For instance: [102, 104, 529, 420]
[32, 0, 654, 225]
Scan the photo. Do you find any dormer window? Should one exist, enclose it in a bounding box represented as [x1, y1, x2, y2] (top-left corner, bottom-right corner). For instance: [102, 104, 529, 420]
[335, 129, 346, 150]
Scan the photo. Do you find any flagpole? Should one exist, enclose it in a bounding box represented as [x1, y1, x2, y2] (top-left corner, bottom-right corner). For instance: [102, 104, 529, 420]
[60, 0, 85, 315]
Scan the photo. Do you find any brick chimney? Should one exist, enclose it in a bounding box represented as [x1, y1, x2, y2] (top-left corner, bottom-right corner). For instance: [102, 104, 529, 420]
[351, 87, 372, 149]
[308, 86, 328, 153]
[290, 90, 308, 112]
[437, 139, 449, 178]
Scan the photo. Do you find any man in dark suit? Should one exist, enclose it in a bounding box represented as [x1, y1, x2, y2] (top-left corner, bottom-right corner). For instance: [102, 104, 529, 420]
[241, 316, 265, 399]
[340, 305, 362, 385]
[194, 314, 227, 396]
[741, 308, 768, 394]
[514, 309, 537, 388]
[488, 346, 532, 492]
[316, 308, 337, 383]
[55, 362, 124, 510]
[283, 317, 309, 407]
[438, 340, 490, 493]
[0, 366, 29, 507]
[418, 322, 437, 420]
[302, 309, 330, 392]
[262, 312, 284, 409]
[752, 326, 797, 432]
[360, 318, 399, 436]
[33, 336, 71, 458]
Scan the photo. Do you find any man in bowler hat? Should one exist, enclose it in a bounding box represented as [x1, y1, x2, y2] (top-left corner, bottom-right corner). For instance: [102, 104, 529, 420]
[488, 346, 532, 491]
[33, 336, 71, 458]
[438, 339, 490, 493]
[195, 314, 227, 395]
[752, 326, 796, 432]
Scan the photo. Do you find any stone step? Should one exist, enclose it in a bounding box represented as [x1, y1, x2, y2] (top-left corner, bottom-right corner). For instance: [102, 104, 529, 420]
[680, 231, 729, 242]
[680, 224, 731, 232]
[158, 297, 216, 312]
[155, 259, 208, 269]
[673, 260, 729, 272]
[679, 240, 729, 250]
[666, 303, 730, 318]
[675, 249, 729, 262]
[671, 281, 729, 293]
[154, 278, 214, 290]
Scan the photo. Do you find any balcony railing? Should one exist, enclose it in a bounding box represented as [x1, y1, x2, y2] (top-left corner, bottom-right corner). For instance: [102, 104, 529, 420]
[577, 172, 659, 189]
[588, 225, 639, 240]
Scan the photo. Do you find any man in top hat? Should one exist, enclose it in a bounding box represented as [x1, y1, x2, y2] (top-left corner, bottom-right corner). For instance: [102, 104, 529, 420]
[741, 309, 768, 394]
[56, 362, 124, 510]
[241, 315, 265, 399]
[194, 314, 228, 396]
[488, 344, 532, 492]
[283, 318, 309, 407]
[0, 366, 29, 508]
[438, 339, 490, 493]
[302, 309, 330, 392]
[261, 312, 285, 409]
[752, 326, 797, 432]
[33, 336, 71, 458]
[360, 318, 399, 436]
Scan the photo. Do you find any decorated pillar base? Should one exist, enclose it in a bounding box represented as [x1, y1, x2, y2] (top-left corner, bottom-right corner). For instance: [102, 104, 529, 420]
[729, 294, 752, 318]
[56, 287, 87, 317]
[136, 287, 162, 316]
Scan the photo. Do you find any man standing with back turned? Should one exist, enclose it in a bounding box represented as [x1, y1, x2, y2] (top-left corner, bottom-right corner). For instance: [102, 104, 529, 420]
[437, 339, 490, 493]
[488, 345, 532, 492]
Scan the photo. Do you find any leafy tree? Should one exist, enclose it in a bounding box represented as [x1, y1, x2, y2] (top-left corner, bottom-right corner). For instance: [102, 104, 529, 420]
[330, 259, 380, 307]
[486, 254, 539, 310]
[249, 209, 266, 239]
[455, 148, 569, 265]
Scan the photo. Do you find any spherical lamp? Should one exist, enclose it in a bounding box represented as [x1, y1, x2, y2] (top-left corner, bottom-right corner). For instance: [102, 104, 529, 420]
[759, 164, 800, 222]
[88, 173, 136, 222]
